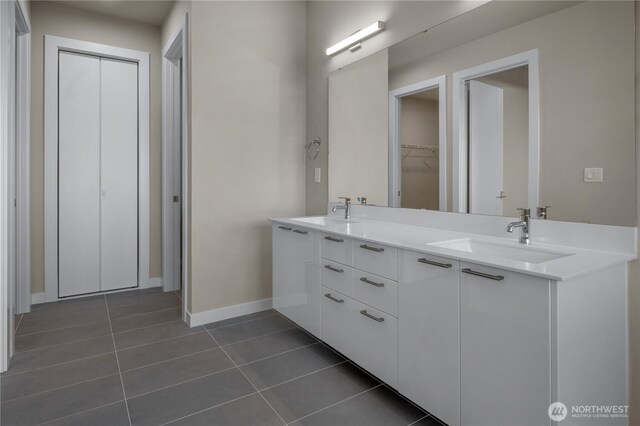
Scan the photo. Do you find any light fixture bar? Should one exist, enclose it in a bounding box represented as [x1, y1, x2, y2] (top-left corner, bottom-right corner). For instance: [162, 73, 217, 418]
[326, 21, 385, 56]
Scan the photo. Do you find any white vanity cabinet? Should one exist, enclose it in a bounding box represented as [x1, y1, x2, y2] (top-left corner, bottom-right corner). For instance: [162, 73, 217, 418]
[272, 224, 321, 336]
[398, 250, 460, 426]
[459, 262, 551, 426]
[319, 233, 400, 388]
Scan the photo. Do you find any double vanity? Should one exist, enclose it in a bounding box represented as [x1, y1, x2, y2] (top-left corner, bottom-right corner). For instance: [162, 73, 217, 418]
[271, 206, 636, 426]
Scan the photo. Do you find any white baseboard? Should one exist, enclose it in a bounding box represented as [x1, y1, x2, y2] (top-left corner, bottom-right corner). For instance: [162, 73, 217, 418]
[187, 298, 273, 328]
[150, 277, 162, 288]
[31, 292, 44, 305]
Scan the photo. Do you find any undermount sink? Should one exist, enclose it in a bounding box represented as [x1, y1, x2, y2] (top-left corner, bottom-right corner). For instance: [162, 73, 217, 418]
[428, 238, 573, 264]
[289, 216, 358, 226]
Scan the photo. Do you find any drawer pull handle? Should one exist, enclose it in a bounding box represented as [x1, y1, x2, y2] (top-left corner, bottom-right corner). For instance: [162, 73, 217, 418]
[360, 310, 385, 322]
[360, 277, 384, 287]
[293, 229, 308, 234]
[461, 268, 504, 281]
[324, 265, 344, 273]
[324, 236, 344, 243]
[418, 258, 452, 269]
[360, 244, 384, 252]
[278, 226, 292, 231]
[325, 293, 344, 304]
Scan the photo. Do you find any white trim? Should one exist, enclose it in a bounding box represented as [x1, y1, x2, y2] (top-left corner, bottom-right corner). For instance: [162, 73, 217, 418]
[389, 76, 447, 210]
[162, 14, 190, 322]
[452, 49, 540, 214]
[150, 277, 162, 288]
[44, 35, 150, 303]
[0, 0, 16, 372]
[15, 0, 30, 315]
[186, 298, 273, 328]
[31, 292, 44, 305]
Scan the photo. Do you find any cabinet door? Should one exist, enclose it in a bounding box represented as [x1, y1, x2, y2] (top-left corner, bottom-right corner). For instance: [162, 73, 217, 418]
[353, 301, 398, 389]
[399, 251, 460, 426]
[460, 262, 550, 426]
[273, 224, 294, 320]
[321, 287, 355, 359]
[292, 229, 320, 337]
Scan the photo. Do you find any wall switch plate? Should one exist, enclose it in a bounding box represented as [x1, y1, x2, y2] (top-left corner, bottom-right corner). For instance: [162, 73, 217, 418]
[584, 167, 603, 183]
[314, 167, 321, 183]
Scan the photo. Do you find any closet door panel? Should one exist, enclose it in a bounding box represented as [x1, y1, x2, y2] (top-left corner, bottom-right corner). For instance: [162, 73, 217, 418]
[58, 52, 101, 297]
[100, 58, 139, 291]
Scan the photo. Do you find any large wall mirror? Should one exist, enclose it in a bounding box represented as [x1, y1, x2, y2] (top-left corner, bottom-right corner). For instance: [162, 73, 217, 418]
[328, 1, 636, 226]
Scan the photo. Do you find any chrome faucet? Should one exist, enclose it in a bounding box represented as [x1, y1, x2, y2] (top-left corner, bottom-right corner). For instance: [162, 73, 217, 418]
[332, 197, 351, 220]
[507, 208, 531, 245]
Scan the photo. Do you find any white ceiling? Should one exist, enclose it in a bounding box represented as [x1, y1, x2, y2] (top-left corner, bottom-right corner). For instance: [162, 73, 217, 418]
[45, 0, 175, 26]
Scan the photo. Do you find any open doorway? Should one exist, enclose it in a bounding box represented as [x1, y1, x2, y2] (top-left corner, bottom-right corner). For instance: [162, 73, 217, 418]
[389, 75, 447, 210]
[162, 14, 189, 321]
[452, 49, 540, 216]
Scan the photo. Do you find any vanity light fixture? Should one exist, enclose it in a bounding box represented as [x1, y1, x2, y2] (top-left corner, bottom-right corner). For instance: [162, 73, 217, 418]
[325, 21, 385, 56]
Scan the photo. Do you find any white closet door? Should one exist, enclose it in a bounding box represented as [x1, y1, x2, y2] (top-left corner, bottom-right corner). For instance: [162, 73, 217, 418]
[100, 58, 138, 291]
[58, 52, 101, 297]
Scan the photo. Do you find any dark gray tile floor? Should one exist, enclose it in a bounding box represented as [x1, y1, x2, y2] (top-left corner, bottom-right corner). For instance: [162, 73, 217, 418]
[1, 288, 443, 426]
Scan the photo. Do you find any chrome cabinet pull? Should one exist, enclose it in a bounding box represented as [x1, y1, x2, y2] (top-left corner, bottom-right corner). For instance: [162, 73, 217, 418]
[360, 277, 384, 287]
[324, 265, 344, 273]
[360, 244, 384, 252]
[360, 310, 384, 322]
[418, 258, 453, 269]
[293, 229, 308, 234]
[324, 293, 344, 304]
[461, 268, 504, 281]
[324, 236, 344, 243]
[278, 226, 292, 231]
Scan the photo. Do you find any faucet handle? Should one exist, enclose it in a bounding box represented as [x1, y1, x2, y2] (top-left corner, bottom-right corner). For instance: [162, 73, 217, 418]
[338, 197, 351, 204]
[536, 206, 551, 219]
[516, 208, 530, 219]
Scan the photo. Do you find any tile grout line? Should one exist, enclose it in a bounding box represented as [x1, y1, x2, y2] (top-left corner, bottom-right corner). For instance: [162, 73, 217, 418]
[104, 295, 133, 426]
[215, 326, 299, 348]
[407, 414, 431, 426]
[259, 360, 349, 392]
[109, 306, 182, 322]
[204, 327, 289, 426]
[235, 341, 321, 367]
[204, 311, 278, 331]
[14, 331, 116, 355]
[125, 365, 239, 400]
[115, 328, 206, 353]
[36, 400, 126, 426]
[119, 346, 220, 374]
[14, 318, 111, 338]
[286, 383, 384, 425]
[157, 391, 260, 426]
[0, 372, 122, 405]
[14, 314, 24, 333]
[1, 350, 117, 378]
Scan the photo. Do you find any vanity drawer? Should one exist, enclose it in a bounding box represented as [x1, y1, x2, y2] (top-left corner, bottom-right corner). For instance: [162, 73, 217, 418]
[321, 233, 354, 266]
[321, 287, 355, 359]
[354, 271, 398, 317]
[354, 242, 398, 280]
[321, 260, 354, 297]
[353, 301, 399, 389]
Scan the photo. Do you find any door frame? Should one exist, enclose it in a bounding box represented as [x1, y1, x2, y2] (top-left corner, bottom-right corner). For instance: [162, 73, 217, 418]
[0, 0, 30, 373]
[389, 76, 447, 210]
[15, 0, 30, 315]
[452, 49, 539, 215]
[44, 35, 150, 303]
[162, 14, 189, 321]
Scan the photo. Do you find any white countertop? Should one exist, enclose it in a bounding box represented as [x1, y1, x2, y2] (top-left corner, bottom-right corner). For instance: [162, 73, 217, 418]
[270, 216, 636, 281]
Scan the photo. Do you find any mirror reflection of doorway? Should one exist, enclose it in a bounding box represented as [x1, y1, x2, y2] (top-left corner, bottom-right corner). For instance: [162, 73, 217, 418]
[467, 65, 529, 216]
[399, 88, 440, 210]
